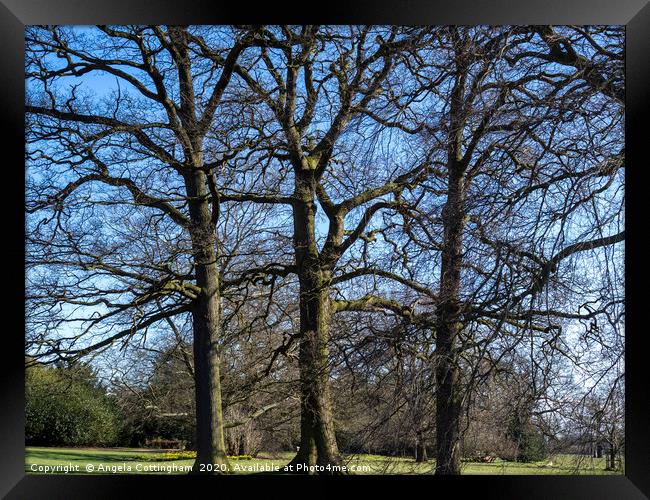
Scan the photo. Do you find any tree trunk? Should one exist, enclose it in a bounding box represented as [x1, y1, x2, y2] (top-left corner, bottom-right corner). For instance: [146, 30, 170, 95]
[167, 28, 231, 474]
[185, 168, 230, 474]
[596, 443, 603, 459]
[286, 285, 343, 473]
[434, 320, 462, 474]
[435, 49, 468, 475]
[286, 174, 344, 474]
[415, 433, 428, 463]
[607, 442, 617, 470]
[435, 163, 465, 475]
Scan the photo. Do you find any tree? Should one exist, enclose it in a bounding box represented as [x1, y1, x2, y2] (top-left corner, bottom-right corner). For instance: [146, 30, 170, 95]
[25, 25, 278, 472]
[220, 25, 436, 472]
[380, 26, 624, 473]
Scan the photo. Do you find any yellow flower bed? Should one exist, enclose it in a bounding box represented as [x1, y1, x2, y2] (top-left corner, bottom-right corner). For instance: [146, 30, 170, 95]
[158, 451, 254, 461]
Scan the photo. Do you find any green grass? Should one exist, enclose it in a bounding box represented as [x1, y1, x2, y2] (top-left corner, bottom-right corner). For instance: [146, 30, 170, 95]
[25, 447, 623, 475]
[345, 453, 622, 475]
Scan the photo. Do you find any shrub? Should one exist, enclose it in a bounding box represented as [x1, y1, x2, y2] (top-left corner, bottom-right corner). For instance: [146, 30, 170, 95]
[26, 363, 119, 446]
[505, 412, 548, 463]
[517, 429, 548, 462]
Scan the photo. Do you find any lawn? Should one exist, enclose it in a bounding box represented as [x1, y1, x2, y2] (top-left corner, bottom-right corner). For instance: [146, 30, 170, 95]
[25, 447, 622, 475]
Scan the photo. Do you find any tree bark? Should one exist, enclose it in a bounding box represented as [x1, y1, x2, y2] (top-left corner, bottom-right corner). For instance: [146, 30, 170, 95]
[169, 26, 231, 472]
[434, 162, 465, 475]
[285, 174, 344, 474]
[434, 41, 468, 475]
[434, 243, 463, 474]
[185, 168, 230, 474]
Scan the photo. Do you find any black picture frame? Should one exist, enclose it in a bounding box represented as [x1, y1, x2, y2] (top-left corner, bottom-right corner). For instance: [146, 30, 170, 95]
[2, 1, 647, 498]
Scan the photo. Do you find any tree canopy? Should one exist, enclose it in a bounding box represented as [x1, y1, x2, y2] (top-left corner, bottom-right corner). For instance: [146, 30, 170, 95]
[26, 25, 624, 474]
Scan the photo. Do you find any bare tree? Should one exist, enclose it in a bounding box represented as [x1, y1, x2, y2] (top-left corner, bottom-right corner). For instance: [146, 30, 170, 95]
[25, 25, 280, 473]
[388, 26, 624, 473]
[26, 25, 624, 476]
[218, 25, 437, 472]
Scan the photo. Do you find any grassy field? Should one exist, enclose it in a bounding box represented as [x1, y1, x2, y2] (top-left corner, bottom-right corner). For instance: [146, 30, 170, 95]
[25, 447, 623, 475]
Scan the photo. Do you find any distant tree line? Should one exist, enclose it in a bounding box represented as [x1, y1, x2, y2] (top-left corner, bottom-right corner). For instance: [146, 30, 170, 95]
[27, 347, 623, 471]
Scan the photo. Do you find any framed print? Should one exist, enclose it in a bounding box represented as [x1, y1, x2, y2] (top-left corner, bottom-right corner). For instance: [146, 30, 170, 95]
[1, 1, 648, 498]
